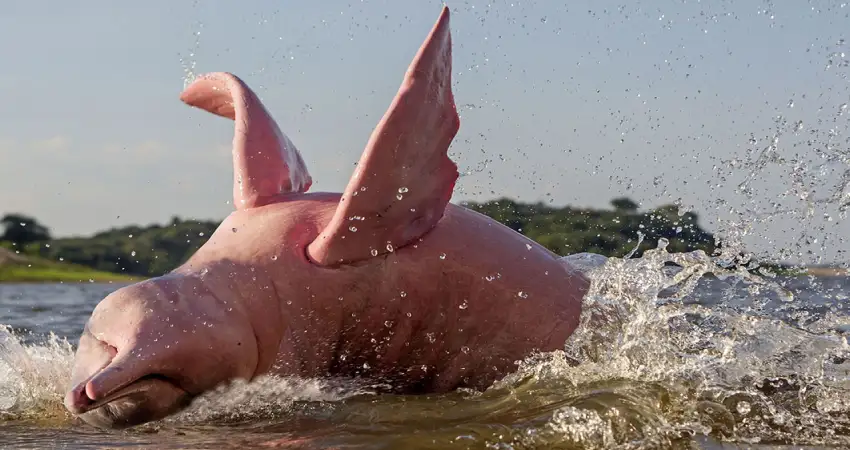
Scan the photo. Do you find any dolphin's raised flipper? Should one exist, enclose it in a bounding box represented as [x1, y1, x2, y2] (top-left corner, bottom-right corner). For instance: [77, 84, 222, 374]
[180, 73, 312, 209]
[307, 7, 459, 266]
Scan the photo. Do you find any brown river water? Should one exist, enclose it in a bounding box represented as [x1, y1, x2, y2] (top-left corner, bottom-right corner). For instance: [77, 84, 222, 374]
[1, 249, 848, 449]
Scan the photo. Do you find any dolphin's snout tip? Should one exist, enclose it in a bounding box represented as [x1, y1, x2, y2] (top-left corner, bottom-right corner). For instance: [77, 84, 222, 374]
[63, 376, 195, 429]
[64, 383, 95, 415]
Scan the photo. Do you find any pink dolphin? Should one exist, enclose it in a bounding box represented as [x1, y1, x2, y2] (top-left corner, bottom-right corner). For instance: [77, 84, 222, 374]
[63, 7, 588, 429]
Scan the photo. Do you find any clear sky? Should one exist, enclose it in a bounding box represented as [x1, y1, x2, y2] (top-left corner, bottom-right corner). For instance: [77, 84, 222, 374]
[1, 1, 848, 264]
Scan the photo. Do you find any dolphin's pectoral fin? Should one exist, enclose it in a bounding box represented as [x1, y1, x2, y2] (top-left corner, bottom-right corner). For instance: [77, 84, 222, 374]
[180, 73, 312, 210]
[307, 7, 459, 266]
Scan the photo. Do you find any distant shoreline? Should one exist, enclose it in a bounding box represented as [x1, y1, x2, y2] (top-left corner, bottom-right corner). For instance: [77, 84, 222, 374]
[0, 272, 141, 284]
[2, 199, 846, 283]
[0, 247, 845, 284]
[802, 266, 849, 277]
[0, 248, 140, 284]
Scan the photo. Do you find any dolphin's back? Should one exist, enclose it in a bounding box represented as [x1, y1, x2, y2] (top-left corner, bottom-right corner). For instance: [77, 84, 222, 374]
[202, 194, 587, 392]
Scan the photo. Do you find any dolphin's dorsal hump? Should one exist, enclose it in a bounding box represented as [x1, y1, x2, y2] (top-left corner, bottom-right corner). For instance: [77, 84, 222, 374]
[180, 73, 313, 209]
[307, 7, 460, 266]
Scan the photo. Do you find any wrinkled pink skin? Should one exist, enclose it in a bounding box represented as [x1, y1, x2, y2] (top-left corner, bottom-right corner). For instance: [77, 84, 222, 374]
[65, 195, 586, 428]
[64, 7, 588, 429]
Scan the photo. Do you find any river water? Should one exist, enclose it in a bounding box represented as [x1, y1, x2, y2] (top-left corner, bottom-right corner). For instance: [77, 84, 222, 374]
[1, 248, 848, 449]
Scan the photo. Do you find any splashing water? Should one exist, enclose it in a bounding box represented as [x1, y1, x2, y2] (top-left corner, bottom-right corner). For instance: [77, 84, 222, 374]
[0, 326, 74, 423]
[548, 248, 850, 447]
[178, 1, 204, 89]
[1, 245, 848, 448]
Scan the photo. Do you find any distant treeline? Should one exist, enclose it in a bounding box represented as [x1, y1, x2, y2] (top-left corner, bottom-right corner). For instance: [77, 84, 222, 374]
[0, 197, 716, 277]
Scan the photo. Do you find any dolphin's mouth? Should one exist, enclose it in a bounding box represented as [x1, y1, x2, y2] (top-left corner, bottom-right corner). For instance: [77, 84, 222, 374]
[66, 374, 193, 429]
[73, 375, 186, 413]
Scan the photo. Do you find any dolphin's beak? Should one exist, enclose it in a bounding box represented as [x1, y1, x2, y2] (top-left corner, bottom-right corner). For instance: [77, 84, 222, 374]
[64, 328, 115, 414]
[64, 329, 191, 429]
[65, 376, 191, 429]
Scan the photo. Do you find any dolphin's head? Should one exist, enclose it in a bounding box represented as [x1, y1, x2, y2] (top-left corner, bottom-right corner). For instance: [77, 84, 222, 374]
[64, 275, 259, 429]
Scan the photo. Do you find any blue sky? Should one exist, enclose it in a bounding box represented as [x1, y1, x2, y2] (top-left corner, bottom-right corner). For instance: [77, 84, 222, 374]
[1, 1, 848, 264]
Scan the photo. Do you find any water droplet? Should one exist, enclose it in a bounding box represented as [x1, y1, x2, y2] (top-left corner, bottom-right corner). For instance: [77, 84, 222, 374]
[386, 243, 394, 252]
[131, 251, 136, 257]
[518, 291, 529, 298]
[459, 300, 468, 310]
[384, 320, 393, 328]
[736, 401, 752, 415]
[525, 243, 532, 250]
[396, 194, 404, 200]
[406, 312, 412, 317]
[400, 291, 407, 298]
[461, 346, 470, 354]
[362, 362, 370, 369]
[370, 249, 379, 256]
[439, 253, 447, 260]
[271, 255, 278, 261]
[349, 226, 358, 232]
[426, 333, 436, 343]
[398, 187, 409, 193]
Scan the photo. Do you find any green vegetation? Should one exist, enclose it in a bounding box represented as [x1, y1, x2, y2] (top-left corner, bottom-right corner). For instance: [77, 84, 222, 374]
[0, 247, 139, 283]
[1, 214, 50, 245]
[2, 196, 842, 283]
[462, 197, 715, 257]
[0, 198, 718, 282]
[1, 215, 216, 281]
[20, 217, 217, 278]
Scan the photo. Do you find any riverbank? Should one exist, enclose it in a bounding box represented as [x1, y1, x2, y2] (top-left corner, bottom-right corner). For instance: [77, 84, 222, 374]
[2, 198, 845, 282]
[803, 266, 849, 277]
[0, 248, 140, 283]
